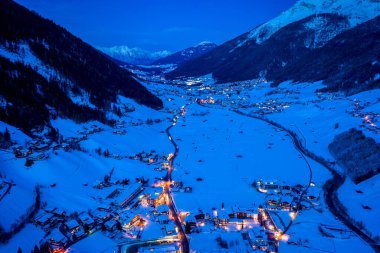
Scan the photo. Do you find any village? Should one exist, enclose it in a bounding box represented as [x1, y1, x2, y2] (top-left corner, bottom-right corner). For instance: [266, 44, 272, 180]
[0, 102, 316, 253]
[1, 71, 378, 253]
[21, 121, 331, 253]
[31, 177, 315, 253]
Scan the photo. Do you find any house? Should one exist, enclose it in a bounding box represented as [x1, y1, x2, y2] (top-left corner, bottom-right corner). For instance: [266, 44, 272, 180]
[113, 130, 127, 135]
[97, 206, 111, 212]
[48, 228, 67, 245]
[50, 208, 66, 218]
[78, 212, 94, 226]
[248, 228, 268, 250]
[157, 215, 169, 225]
[215, 218, 229, 226]
[165, 222, 176, 235]
[184, 186, 192, 193]
[65, 219, 80, 234]
[228, 212, 248, 219]
[155, 205, 169, 215]
[194, 213, 209, 221]
[154, 192, 167, 207]
[173, 181, 183, 189]
[104, 219, 118, 231]
[267, 199, 278, 206]
[124, 214, 146, 230]
[34, 212, 52, 226]
[32, 144, 50, 152]
[237, 212, 248, 219]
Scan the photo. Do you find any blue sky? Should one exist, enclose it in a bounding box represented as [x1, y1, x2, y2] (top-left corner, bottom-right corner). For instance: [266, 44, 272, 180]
[16, 0, 297, 52]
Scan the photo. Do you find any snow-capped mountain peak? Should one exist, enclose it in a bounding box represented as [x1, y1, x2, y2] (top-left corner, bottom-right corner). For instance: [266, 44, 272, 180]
[196, 41, 214, 47]
[238, 0, 380, 47]
[97, 45, 171, 65]
[153, 41, 217, 65]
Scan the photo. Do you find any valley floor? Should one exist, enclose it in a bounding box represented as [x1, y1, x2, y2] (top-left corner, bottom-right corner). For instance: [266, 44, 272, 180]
[0, 75, 379, 253]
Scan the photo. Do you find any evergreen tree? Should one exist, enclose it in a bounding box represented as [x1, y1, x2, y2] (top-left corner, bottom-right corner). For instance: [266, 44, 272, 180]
[39, 242, 50, 253]
[4, 128, 10, 142]
[32, 244, 39, 253]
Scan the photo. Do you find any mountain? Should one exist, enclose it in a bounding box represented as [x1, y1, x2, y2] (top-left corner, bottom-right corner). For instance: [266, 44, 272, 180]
[0, 0, 163, 133]
[168, 0, 380, 94]
[153, 41, 217, 65]
[237, 0, 380, 46]
[97, 45, 171, 65]
[269, 15, 380, 93]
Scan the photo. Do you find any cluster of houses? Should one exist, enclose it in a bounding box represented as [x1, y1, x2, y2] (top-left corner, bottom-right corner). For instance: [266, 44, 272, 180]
[190, 79, 293, 116]
[123, 214, 147, 239]
[127, 150, 166, 167]
[34, 177, 301, 253]
[181, 206, 282, 253]
[12, 124, 104, 160]
[185, 209, 256, 232]
[348, 99, 379, 134]
[196, 97, 218, 105]
[255, 180, 319, 212]
[251, 99, 290, 115]
[137, 184, 191, 226]
[33, 182, 154, 251]
[33, 208, 97, 251]
[171, 181, 193, 193]
[76, 124, 104, 136]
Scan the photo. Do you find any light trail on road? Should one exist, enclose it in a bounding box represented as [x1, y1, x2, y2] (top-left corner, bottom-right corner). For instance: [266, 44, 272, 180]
[163, 105, 190, 253]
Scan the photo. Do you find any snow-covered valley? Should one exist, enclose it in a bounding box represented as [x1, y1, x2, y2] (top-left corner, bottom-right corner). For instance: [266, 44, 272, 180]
[1, 0, 380, 252]
[1, 71, 379, 253]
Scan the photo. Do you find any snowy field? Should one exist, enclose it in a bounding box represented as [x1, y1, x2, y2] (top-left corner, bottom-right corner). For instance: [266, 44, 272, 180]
[0, 75, 379, 253]
[169, 103, 372, 253]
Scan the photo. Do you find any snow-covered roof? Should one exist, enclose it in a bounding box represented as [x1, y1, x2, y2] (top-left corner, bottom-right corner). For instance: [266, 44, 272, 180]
[66, 219, 80, 229]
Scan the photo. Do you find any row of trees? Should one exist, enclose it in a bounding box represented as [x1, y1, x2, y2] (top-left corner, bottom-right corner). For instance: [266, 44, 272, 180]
[0, 186, 41, 244]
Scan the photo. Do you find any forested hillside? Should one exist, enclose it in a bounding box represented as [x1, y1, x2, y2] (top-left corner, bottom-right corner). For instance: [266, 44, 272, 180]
[0, 0, 163, 133]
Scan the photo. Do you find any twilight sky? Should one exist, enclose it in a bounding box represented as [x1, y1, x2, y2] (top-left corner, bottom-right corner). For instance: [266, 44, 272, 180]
[15, 0, 297, 52]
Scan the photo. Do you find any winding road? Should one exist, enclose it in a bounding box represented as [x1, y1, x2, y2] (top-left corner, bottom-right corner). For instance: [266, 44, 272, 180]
[164, 105, 190, 253]
[234, 110, 380, 253]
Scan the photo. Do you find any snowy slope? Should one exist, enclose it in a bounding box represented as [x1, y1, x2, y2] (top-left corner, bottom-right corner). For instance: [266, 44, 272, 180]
[179, 41, 216, 57]
[302, 15, 350, 48]
[339, 174, 380, 238]
[97, 45, 171, 65]
[238, 0, 380, 47]
[0, 97, 171, 253]
[0, 0, 163, 133]
[153, 41, 217, 65]
[0, 44, 56, 80]
[0, 44, 96, 109]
